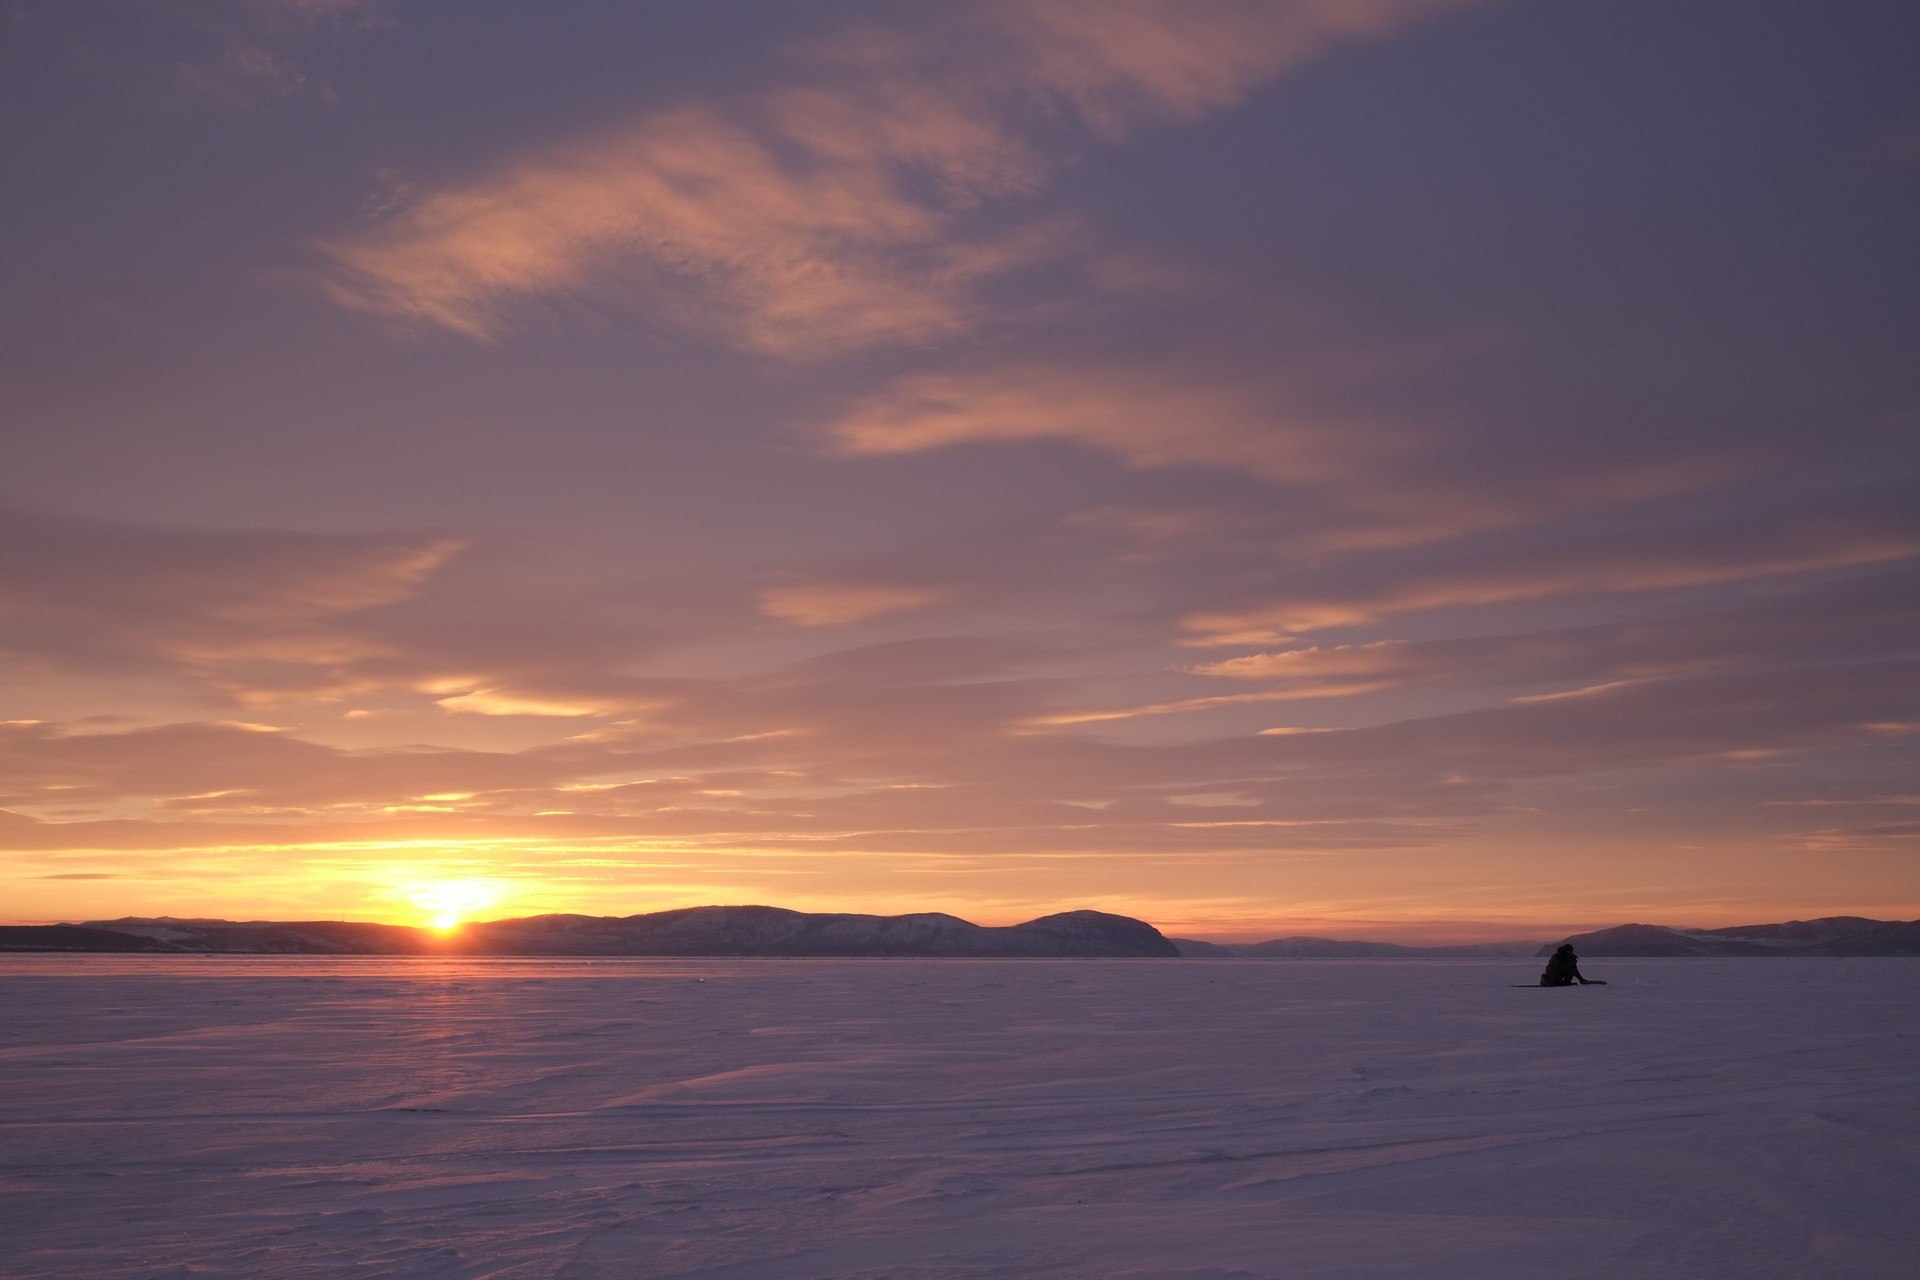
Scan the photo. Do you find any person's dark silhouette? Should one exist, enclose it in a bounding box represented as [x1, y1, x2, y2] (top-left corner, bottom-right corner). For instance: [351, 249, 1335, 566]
[1539, 943, 1605, 986]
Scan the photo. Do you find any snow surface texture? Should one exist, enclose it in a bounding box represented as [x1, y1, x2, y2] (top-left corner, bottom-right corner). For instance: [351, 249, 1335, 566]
[2, 957, 1915, 1279]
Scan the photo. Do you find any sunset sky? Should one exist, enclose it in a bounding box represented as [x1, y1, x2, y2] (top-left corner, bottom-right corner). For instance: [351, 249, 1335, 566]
[3, 0, 1916, 941]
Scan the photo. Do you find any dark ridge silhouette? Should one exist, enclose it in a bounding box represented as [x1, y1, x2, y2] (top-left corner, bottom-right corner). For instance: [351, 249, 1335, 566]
[462, 906, 1177, 957]
[8, 912, 1914, 958]
[1540, 917, 1920, 957]
[0, 924, 175, 953]
[1698, 915, 1889, 943]
[1, 906, 1180, 958]
[1175, 919, 1920, 958]
[1167, 937, 1239, 957]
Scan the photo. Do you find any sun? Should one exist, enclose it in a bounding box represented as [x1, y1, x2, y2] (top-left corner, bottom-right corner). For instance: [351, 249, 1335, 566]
[406, 879, 505, 932]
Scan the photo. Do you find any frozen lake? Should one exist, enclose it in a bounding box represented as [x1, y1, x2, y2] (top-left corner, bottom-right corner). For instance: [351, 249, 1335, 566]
[2, 956, 1914, 1279]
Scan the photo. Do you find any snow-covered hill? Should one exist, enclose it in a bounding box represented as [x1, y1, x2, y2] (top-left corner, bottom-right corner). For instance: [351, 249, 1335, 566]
[27, 906, 1180, 958]
[8, 911, 1913, 958]
[464, 906, 1178, 957]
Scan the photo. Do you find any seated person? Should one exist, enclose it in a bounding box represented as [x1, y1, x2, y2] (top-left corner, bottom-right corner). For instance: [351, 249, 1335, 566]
[1539, 943, 1605, 986]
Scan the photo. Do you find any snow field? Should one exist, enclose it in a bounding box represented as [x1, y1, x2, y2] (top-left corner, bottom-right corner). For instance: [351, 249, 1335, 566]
[1, 956, 1915, 1278]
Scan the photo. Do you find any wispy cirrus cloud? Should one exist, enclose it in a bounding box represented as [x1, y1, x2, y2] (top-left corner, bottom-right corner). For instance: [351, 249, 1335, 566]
[760, 582, 953, 627]
[1013, 561, 1920, 731]
[0, 507, 741, 714]
[827, 363, 1384, 481]
[174, 40, 326, 108]
[1188, 571, 1920, 697]
[5, 581, 1913, 931]
[824, 347, 1751, 569]
[1177, 489, 1920, 644]
[1786, 817, 1920, 854]
[7, 648, 1911, 855]
[0, 506, 462, 690]
[0, 717, 582, 818]
[315, 0, 1482, 355]
[320, 102, 1046, 353]
[168, 0, 386, 109]
[1023, 685, 1388, 728]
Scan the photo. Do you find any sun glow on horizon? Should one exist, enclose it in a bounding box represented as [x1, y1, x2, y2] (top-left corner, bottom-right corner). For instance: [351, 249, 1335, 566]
[406, 878, 508, 932]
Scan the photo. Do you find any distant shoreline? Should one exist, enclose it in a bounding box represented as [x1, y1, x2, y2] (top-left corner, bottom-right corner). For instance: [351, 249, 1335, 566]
[4, 909, 1915, 958]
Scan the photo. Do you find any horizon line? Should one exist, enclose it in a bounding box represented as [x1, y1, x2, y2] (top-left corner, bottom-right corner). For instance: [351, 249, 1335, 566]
[8, 903, 1911, 947]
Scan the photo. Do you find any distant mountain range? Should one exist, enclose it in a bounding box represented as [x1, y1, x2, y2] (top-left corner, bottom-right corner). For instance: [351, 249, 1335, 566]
[3, 910, 1914, 958]
[1172, 916, 1920, 958]
[1542, 916, 1920, 957]
[0, 906, 1179, 958]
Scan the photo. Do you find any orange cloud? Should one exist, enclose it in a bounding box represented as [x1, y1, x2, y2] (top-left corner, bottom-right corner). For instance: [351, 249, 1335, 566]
[320, 104, 1029, 355]
[434, 689, 609, 718]
[1181, 526, 1920, 644]
[317, 0, 1481, 354]
[0, 509, 463, 688]
[1023, 683, 1386, 727]
[1188, 641, 1410, 681]
[829, 364, 1380, 482]
[977, 0, 1481, 135]
[760, 583, 951, 627]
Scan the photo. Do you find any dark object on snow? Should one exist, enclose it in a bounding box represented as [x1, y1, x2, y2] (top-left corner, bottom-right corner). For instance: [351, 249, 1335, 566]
[1539, 943, 1606, 986]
